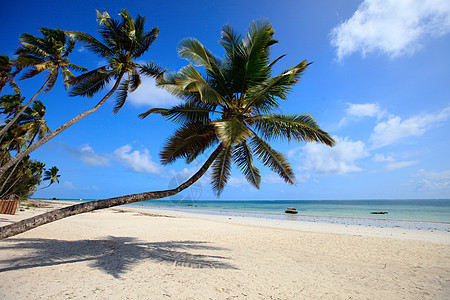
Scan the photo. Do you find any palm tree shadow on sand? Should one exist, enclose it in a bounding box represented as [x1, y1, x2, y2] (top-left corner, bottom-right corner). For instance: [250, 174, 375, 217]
[0, 236, 238, 278]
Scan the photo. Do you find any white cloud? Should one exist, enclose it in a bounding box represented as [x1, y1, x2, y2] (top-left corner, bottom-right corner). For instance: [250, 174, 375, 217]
[346, 103, 383, 118]
[66, 144, 110, 166]
[228, 176, 246, 187]
[412, 169, 450, 192]
[263, 174, 285, 184]
[373, 154, 417, 171]
[331, 0, 450, 60]
[385, 160, 418, 170]
[63, 181, 76, 189]
[113, 145, 161, 174]
[61, 181, 98, 191]
[373, 153, 395, 162]
[339, 103, 387, 127]
[127, 77, 181, 107]
[300, 136, 369, 175]
[370, 106, 450, 148]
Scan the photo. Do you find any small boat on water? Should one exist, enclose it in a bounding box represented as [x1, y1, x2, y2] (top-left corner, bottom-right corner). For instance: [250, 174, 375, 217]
[370, 211, 388, 214]
[285, 207, 298, 214]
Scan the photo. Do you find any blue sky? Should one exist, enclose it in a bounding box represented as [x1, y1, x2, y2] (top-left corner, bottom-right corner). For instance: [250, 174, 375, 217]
[1, 0, 450, 200]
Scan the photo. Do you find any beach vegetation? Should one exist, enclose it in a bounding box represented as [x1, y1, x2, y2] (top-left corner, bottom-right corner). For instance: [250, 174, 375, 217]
[0, 55, 20, 94]
[0, 93, 59, 199]
[0, 9, 163, 178]
[0, 19, 335, 239]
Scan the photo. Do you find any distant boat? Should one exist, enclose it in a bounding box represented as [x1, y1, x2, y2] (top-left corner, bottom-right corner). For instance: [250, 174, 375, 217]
[370, 211, 388, 214]
[52, 197, 59, 200]
[285, 207, 298, 214]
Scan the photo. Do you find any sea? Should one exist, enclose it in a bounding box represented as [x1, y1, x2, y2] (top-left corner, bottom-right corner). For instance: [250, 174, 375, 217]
[42, 198, 450, 232]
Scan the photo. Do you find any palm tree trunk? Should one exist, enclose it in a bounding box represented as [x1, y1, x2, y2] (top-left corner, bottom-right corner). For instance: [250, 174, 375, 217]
[0, 76, 52, 139]
[0, 73, 124, 178]
[0, 144, 223, 240]
[0, 157, 22, 195]
[0, 174, 23, 199]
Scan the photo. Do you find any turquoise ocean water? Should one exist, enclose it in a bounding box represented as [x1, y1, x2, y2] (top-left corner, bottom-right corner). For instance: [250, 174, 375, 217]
[46, 198, 450, 224]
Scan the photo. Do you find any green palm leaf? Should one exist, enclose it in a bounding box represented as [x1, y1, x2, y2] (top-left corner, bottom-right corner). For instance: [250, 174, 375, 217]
[176, 65, 229, 105]
[211, 145, 232, 196]
[233, 140, 261, 189]
[250, 135, 295, 184]
[113, 79, 130, 114]
[213, 116, 252, 147]
[69, 71, 112, 97]
[252, 114, 336, 146]
[161, 122, 217, 165]
[139, 102, 217, 124]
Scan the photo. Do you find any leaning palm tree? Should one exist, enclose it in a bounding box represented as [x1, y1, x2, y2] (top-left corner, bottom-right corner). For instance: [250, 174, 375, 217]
[0, 9, 164, 177]
[142, 21, 335, 195]
[0, 20, 335, 240]
[0, 29, 85, 139]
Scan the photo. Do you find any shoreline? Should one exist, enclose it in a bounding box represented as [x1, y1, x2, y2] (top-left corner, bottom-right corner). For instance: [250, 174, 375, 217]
[1, 199, 449, 299]
[32, 198, 450, 230]
[127, 204, 450, 232]
[3, 199, 450, 244]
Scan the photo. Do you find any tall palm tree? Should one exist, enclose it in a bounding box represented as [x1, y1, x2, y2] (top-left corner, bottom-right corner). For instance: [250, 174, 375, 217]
[0, 9, 164, 177]
[0, 55, 20, 93]
[0, 21, 335, 240]
[142, 21, 335, 196]
[0, 28, 85, 139]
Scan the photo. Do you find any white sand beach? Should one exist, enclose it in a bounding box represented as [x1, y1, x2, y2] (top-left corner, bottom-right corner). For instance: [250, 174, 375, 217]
[0, 200, 449, 299]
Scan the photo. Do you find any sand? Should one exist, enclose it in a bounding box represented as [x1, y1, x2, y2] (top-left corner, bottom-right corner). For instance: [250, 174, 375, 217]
[0, 200, 449, 299]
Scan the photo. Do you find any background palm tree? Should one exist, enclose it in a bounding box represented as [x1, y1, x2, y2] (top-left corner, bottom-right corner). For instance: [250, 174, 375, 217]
[0, 99, 50, 195]
[0, 28, 85, 139]
[0, 9, 164, 177]
[0, 20, 334, 240]
[0, 92, 23, 119]
[37, 166, 61, 190]
[0, 55, 20, 93]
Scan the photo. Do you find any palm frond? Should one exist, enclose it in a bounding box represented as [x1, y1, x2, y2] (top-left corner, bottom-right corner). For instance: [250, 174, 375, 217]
[219, 24, 242, 58]
[65, 62, 88, 73]
[250, 135, 295, 184]
[67, 31, 114, 58]
[178, 38, 217, 69]
[160, 122, 217, 165]
[176, 65, 229, 105]
[133, 27, 159, 58]
[43, 70, 59, 92]
[252, 114, 336, 146]
[19, 68, 41, 80]
[243, 60, 310, 113]
[210, 145, 232, 196]
[113, 79, 129, 114]
[156, 71, 201, 103]
[233, 140, 261, 189]
[139, 101, 216, 123]
[138, 62, 166, 78]
[69, 71, 112, 97]
[213, 116, 252, 147]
